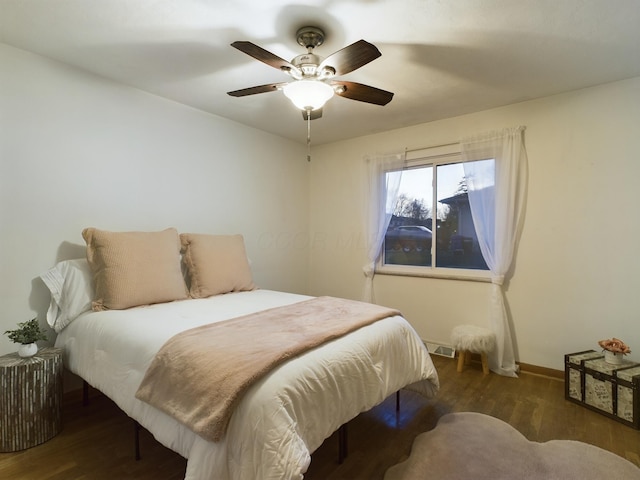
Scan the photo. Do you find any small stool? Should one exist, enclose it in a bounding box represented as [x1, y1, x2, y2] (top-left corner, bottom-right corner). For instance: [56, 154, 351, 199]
[451, 325, 495, 375]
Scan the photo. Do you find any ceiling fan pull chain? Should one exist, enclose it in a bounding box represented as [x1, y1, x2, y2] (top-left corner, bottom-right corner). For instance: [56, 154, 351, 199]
[306, 108, 312, 162]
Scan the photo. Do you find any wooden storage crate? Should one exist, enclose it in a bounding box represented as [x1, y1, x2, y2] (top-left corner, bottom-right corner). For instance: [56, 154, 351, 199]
[614, 364, 640, 426]
[565, 350, 603, 402]
[565, 349, 640, 429]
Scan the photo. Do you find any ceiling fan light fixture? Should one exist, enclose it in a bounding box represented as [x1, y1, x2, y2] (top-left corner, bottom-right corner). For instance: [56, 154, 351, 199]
[282, 80, 334, 111]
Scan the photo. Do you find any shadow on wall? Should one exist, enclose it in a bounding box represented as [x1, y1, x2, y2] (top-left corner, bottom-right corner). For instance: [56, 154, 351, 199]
[56, 241, 86, 263]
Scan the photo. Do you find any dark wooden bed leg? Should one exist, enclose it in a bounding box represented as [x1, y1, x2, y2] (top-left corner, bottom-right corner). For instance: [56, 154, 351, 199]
[337, 423, 348, 464]
[83, 380, 89, 406]
[396, 390, 400, 413]
[134, 420, 141, 461]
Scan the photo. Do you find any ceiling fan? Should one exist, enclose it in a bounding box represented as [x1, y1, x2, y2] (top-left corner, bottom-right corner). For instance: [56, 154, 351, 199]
[227, 26, 394, 121]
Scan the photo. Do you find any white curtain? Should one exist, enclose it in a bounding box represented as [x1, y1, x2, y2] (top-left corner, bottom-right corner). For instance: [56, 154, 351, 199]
[462, 126, 528, 377]
[362, 152, 406, 302]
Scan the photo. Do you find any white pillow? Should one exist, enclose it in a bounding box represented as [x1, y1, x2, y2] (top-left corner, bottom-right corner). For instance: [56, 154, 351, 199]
[40, 259, 94, 332]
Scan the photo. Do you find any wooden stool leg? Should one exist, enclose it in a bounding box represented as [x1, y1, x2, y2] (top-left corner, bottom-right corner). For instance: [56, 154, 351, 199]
[457, 351, 466, 372]
[481, 353, 490, 375]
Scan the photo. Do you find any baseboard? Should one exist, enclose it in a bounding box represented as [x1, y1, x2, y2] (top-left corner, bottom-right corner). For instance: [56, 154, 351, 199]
[517, 362, 564, 379]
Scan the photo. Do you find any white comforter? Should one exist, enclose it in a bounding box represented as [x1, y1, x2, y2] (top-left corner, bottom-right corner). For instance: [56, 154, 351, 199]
[55, 289, 439, 480]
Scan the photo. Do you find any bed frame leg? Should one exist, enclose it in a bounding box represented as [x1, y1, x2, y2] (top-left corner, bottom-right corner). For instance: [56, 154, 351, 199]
[83, 380, 89, 406]
[134, 420, 141, 461]
[396, 390, 400, 413]
[338, 423, 348, 464]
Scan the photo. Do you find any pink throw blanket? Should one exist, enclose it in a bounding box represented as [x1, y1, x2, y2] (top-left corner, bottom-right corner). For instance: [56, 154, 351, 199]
[135, 296, 401, 442]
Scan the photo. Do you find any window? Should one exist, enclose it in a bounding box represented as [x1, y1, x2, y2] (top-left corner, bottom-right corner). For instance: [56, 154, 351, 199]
[380, 147, 494, 277]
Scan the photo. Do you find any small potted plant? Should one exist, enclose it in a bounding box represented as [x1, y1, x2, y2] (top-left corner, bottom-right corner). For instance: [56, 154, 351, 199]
[598, 337, 631, 365]
[4, 318, 48, 358]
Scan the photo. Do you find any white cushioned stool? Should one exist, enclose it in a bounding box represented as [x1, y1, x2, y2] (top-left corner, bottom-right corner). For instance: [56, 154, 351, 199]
[450, 325, 496, 375]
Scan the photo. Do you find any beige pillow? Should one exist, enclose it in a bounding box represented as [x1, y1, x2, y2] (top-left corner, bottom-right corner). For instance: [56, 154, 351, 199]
[82, 227, 188, 311]
[180, 233, 256, 298]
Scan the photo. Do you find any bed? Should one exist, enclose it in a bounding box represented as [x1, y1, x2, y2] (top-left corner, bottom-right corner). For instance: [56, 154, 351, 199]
[41, 229, 439, 480]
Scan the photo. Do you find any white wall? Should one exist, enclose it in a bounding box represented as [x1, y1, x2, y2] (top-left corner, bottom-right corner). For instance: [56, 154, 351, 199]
[3, 41, 639, 372]
[0, 43, 309, 355]
[308, 76, 640, 371]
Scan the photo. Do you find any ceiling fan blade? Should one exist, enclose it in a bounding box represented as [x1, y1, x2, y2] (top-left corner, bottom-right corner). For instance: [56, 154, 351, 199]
[301, 108, 323, 120]
[332, 81, 394, 106]
[319, 40, 381, 76]
[231, 41, 296, 72]
[227, 82, 288, 97]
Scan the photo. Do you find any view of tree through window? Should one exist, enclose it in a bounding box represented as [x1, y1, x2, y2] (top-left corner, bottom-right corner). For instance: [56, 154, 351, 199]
[383, 160, 491, 271]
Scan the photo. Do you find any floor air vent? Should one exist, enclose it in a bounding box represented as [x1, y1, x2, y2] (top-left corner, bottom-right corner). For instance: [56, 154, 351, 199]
[424, 342, 456, 358]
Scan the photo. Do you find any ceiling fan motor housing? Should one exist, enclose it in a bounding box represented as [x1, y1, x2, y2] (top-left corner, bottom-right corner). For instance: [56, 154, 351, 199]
[296, 26, 325, 49]
[291, 53, 322, 77]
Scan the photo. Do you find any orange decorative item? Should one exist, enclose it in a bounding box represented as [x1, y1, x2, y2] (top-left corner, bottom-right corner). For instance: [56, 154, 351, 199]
[598, 338, 631, 355]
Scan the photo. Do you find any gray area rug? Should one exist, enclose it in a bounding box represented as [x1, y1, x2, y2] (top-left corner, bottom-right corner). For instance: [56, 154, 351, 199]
[384, 412, 640, 480]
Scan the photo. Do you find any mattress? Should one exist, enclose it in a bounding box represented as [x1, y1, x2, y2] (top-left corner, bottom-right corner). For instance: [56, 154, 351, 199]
[55, 289, 439, 480]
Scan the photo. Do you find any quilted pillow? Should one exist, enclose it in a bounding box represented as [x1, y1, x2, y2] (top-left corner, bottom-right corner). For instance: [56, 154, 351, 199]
[82, 227, 188, 310]
[180, 233, 256, 298]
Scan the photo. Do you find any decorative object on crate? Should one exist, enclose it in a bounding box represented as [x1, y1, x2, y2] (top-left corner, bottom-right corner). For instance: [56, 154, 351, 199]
[604, 350, 624, 365]
[598, 338, 631, 365]
[3, 318, 48, 358]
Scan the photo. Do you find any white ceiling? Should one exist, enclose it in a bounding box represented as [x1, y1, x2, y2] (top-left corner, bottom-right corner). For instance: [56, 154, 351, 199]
[2, 0, 640, 145]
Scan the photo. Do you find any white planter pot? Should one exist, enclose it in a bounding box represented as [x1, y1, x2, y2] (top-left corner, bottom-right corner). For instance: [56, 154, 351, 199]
[604, 350, 623, 365]
[18, 343, 38, 358]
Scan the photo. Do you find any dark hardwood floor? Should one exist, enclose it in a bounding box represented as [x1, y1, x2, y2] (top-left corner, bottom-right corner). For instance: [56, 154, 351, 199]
[1, 355, 639, 479]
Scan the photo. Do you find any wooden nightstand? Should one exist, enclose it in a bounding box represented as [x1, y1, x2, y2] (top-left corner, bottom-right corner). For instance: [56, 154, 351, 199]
[0, 347, 63, 452]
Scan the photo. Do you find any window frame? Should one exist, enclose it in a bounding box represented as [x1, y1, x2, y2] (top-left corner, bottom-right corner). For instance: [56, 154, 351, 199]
[375, 144, 492, 282]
